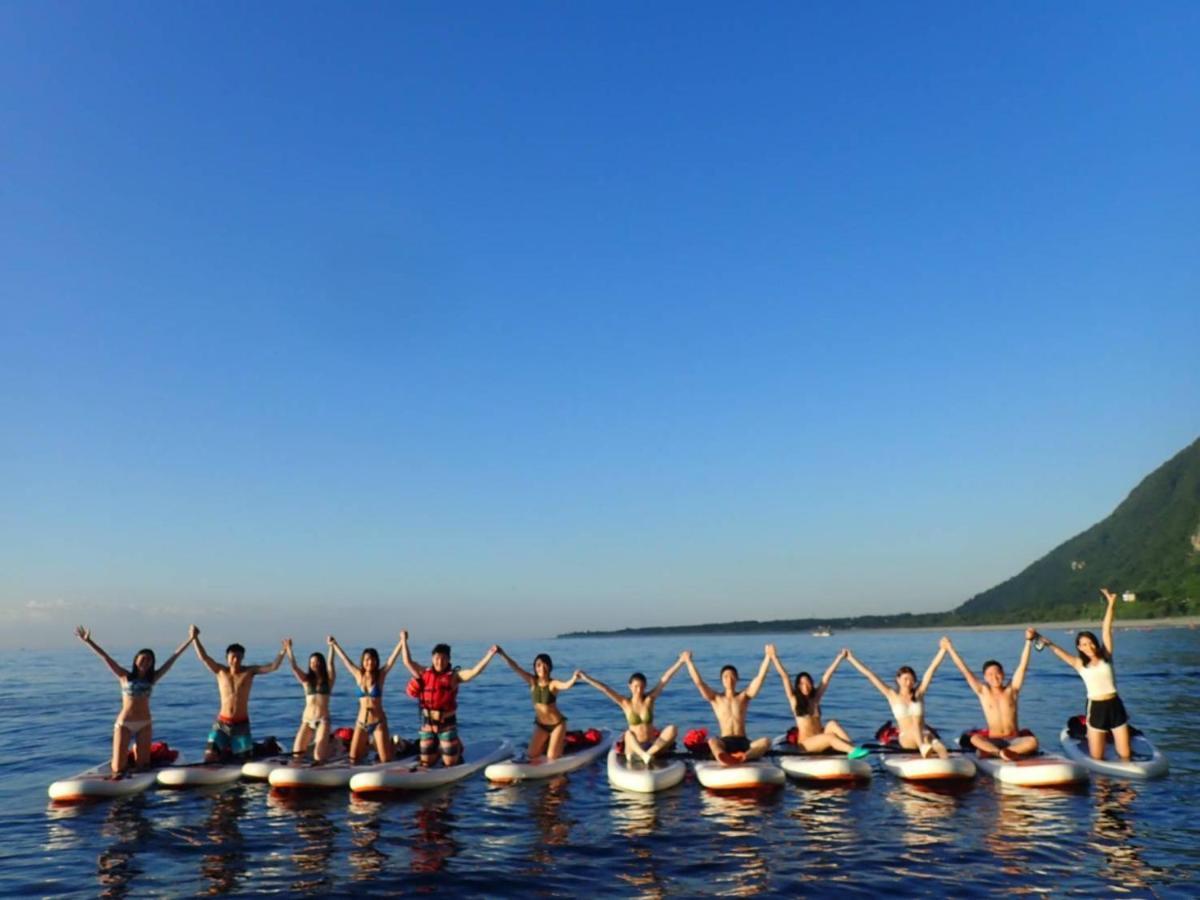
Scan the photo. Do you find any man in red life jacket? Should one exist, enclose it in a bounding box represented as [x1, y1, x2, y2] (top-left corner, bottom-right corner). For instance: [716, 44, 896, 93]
[400, 631, 500, 767]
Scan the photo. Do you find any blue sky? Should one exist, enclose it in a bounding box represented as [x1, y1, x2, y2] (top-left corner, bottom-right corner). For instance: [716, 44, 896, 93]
[2, 3, 1197, 649]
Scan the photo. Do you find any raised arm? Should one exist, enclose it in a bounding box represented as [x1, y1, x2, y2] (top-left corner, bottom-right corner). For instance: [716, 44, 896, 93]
[327, 641, 337, 688]
[578, 671, 626, 706]
[814, 648, 848, 704]
[285, 639, 307, 684]
[191, 625, 223, 674]
[683, 651, 717, 702]
[153, 632, 196, 682]
[327, 636, 362, 679]
[551, 670, 581, 692]
[398, 631, 423, 679]
[75, 626, 128, 680]
[916, 645, 948, 699]
[496, 648, 535, 685]
[940, 636, 982, 694]
[1100, 588, 1118, 656]
[459, 644, 500, 683]
[744, 646, 774, 699]
[251, 640, 287, 675]
[844, 649, 892, 698]
[1035, 633, 1081, 670]
[768, 646, 797, 708]
[647, 652, 688, 701]
[381, 632, 405, 676]
[1011, 629, 1035, 692]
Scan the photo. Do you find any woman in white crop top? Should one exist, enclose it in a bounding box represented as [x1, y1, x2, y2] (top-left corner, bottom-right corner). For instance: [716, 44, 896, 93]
[845, 644, 950, 759]
[1035, 588, 1132, 761]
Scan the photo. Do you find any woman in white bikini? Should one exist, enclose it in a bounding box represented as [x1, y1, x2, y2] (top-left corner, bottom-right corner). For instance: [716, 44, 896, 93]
[284, 638, 337, 762]
[769, 646, 869, 759]
[845, 644, 950, 759]
[1035, 588, 1133, 761]
[75, 625, 194, 775]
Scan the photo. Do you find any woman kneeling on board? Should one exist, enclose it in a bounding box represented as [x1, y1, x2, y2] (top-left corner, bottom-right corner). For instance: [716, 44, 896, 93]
[497, 648, 580, 762]
[578, 651, 688, 764]
[769, 646, 869, 759]
[845, 644, 951, 759]
[399, 630, 500, 767]
[75, 625, 194, 775]
[284, 638, 337, 762]
[1036, 588, 1133, 761]
[329, 633, 405, 763]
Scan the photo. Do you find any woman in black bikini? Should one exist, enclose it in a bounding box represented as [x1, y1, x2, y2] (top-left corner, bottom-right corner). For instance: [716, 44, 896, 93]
[496, 649, 580, 761]
[75, 625, 194, 775]
[329, 633, 405, 763]
[285, 638, 337, 762]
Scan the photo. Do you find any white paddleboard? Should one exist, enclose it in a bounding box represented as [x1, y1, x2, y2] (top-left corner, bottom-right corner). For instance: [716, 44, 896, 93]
[48, 753, 186, 802]
[881, 753, 976, 782]
[1058, 728, 1168, 780]
[157, 760, 244, 787]
[693, 759, 785, 791]
[973, 752, 1088, 787]
[606, 745, 686, 794]
[349, 740, 513, 793]
[771, 735, 871, 783]
[485, 731, 614, 783]
[242, 755, 297, 781]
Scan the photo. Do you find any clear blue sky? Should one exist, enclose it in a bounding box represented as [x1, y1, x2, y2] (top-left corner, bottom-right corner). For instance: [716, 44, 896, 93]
[2, 3, 1197, 649]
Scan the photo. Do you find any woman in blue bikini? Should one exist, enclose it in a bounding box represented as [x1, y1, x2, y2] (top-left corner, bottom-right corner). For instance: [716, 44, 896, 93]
[329, 633, 405, 763]
[75, 625, 194, 775]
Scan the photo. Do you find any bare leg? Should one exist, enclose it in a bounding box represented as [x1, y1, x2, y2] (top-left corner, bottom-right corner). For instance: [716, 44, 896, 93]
[349, 727, 368, 764]
[133, 726, 153, 770]
[708, 737, 733, 764]
[1111, 724, 1132, 761]
[745, 737, 772, 761]
[646, 724, 677, 761]
[374, 722, 393, 763]
[824, 719, 851, 743]
[111, 726, 130, 776]
[293, 723, 314, 756]
[547, 722, 567, 760]
[801, 733, 854, 754]
[1087, 726, 1107, 761]
[970, 734, 1002, 757]
[313, 722, 332, 762]
[1003, 734, 1038, 758]
[624, 729, 647, 764]
[528, 726, 550, 762]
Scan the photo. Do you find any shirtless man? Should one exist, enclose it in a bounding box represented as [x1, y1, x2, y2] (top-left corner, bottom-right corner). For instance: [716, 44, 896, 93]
[191, 624, 286, 762]
[941, 632, 1039, 760]
[683, 646, 773, 765]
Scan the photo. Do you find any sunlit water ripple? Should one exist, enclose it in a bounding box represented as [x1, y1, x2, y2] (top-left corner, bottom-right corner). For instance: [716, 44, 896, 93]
[3, 629, 1199, 896]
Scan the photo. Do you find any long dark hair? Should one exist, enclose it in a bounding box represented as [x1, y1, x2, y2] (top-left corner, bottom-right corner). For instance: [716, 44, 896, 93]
[793, 671, 815, 717]
[130, 648, 157, 683]
[361, 648, 381, 689]
[1075, 630, 1110, 664]
[307, 652, 330, 693]
[534, 653, 553, 675]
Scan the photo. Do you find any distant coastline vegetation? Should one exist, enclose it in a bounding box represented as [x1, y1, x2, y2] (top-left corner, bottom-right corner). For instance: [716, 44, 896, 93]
[561, 436, 1200, 638]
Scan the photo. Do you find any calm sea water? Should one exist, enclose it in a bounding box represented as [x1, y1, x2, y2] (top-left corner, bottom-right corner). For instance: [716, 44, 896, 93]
[3, 628, 1199, 897]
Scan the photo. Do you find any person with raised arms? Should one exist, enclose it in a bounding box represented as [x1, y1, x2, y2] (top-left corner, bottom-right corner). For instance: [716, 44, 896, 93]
[578, 651, 688, 765]
[75, 625, 194, 776]
[328, 633, 406, 764]
[284, 638, 337, 762]
[683, 646, 773, 765]
[941, 633, 1039, 760]
[767, 645, 869, 759]
[1034, 588, 1133, 761]
[399, 631, 501, 768]
[191, 625, 286, 763]
[845, 643, 951, 759]
[496, 648, 581, 762]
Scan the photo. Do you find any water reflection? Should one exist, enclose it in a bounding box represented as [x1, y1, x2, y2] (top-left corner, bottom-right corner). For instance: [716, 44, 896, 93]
[1090, 781, 1166, 891]
[265, 791, 338, 893]
[345, 799, 388, 880]
[95, 798, 152, 899]
[984, 782, 1081, 877]
[697, 789, 780, 896]
[199, 789, 249, 894]
[409, 795, 459, 874]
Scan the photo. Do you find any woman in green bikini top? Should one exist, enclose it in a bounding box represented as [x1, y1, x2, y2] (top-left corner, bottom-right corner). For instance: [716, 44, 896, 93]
[578, 651, 688, 765]
[497, 648, 580, 762]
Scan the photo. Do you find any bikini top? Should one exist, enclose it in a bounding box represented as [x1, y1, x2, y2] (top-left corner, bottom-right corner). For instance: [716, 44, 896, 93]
[889, 695, 923, 720]
[358, 680, 382, 699]
[1080, 659, 1117, 699]
[123, 678, 153, 698]
[531, 682, 556, 706]
[625, 706, 653, 726]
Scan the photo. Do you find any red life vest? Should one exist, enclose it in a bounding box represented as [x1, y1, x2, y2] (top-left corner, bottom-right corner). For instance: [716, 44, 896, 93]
[413, 668, 458, 714]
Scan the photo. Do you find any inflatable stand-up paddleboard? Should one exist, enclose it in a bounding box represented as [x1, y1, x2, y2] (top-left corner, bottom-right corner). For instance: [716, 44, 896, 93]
[692, 758, 785, 791]
[485, 731, 614, 783]
[243, 749, 350, 781]
[157, 759, 244, 787]
[49, 753, 186, 803]
[350, 740, 513, 793]
[606, 745, 686, 794]
[880, 753, 976, 782]
[1058, 727, 1168, 780]
[772, 735, 872, 783]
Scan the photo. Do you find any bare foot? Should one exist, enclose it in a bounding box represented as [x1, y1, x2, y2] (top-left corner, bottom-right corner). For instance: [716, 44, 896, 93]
[999, 748, 1020, 762]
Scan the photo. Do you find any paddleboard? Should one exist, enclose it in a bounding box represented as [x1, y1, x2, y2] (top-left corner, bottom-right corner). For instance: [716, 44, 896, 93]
[606, 745, 686, 794]
[242, 755, 297, 781]
[1058, 727, 1168, 780]
[349, 740, 513, 793]
[48, 753, 186, 803]
[693, 759, 785, 791]
[881, 753, 976, 782]
[973, 752, 1088, 787]
[771, 735, 871, 783]
[157, 760, 243, 787]
[485, 731, 614, 783]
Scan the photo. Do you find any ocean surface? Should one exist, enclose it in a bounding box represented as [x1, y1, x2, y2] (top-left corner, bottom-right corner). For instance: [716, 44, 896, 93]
[3, 628, 1199, 897]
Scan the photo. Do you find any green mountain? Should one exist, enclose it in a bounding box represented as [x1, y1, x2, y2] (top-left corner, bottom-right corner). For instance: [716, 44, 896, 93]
[560, 436, 1200, 637]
